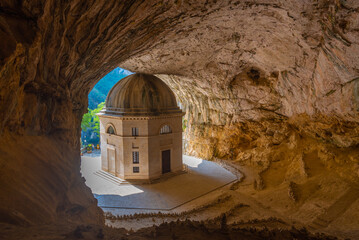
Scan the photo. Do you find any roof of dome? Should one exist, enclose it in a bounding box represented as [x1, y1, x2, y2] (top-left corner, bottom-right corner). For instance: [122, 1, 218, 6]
[100, 73, 183, 116]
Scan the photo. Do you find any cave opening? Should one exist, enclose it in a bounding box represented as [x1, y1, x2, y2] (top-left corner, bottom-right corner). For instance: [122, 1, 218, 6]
[80, 67, 133, 151]
[79, 69, 239, 230]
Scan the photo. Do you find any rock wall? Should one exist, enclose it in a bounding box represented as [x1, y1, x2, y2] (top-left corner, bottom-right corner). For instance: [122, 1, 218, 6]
[183, 114, 359, 183]
[123, 0, 359, 121]
[121, 0, 359, 196]
[0, 0, 358, 231]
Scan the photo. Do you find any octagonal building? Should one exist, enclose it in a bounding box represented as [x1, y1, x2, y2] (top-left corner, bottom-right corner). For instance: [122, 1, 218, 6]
[98, 73, 185, 181]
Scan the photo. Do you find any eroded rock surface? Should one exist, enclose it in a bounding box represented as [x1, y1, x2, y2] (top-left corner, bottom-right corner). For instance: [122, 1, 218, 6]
[0, 0, 358, 238]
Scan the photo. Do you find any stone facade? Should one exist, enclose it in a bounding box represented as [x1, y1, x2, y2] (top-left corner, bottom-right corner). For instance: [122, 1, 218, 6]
[98, 73, 184, 181]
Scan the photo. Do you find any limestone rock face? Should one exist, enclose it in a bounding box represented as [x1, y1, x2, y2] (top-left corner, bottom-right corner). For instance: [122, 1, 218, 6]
[123, 1, 359, 122]
[0, 0, 358, 235]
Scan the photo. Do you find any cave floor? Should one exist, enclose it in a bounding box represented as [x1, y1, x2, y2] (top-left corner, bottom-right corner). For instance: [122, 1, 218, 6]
[81, 155, 238, 215]
[81, 155, 359, 239]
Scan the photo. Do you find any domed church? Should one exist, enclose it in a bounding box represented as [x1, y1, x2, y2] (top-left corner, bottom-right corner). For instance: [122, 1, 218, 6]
[98, 73, 185, 181]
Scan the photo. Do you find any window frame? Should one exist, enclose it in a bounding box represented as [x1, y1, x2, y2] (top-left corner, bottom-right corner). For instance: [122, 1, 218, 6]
[133, 166, 139, 173]
[132, 127, 139, 136]
[160, 125, 172, 135]
[106, 125, 116, 135]
[132, 151, 139, 164]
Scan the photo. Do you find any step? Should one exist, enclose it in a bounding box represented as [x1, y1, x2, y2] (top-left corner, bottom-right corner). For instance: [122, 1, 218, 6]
[94, 170, 128, 185]
[96, 170, 123, 180]
[97, 172, 126, 184]
[93, 172, 122, 185]
[97, 170, 124, 182]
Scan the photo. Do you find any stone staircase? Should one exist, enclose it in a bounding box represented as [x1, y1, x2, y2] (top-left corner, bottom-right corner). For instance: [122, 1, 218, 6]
[94, 170, 128, 185]
[308, 187, 359, 231]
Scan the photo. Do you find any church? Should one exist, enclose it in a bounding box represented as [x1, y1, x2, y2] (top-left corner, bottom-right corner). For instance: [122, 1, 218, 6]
[98, 73, 184, 181]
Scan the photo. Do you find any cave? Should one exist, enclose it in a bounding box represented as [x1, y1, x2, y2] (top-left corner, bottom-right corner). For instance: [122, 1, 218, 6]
[1, 0, 359, 239]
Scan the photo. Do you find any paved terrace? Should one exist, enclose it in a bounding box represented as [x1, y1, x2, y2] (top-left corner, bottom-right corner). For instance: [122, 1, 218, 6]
[81, 155, 238, 214]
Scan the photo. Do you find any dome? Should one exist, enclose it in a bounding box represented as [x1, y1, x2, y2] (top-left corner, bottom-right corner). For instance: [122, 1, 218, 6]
[101, 73, 182, 116]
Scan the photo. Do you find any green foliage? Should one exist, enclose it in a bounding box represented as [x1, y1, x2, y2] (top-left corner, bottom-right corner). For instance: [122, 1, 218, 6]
[182, 118, 187, 132]
[81, 112, 92, 130]
[81, 102, 105, 136]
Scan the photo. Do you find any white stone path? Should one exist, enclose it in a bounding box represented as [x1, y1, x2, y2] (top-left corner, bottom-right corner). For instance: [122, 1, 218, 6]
[81, 155, 238, 212]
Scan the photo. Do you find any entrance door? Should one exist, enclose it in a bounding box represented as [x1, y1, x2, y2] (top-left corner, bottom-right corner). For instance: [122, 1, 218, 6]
[162, 150, 171, 174]
[107, 148, 116, 175]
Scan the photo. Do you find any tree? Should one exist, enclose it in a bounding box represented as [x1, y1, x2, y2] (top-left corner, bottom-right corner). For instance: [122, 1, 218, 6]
[81, 102, 105, 145]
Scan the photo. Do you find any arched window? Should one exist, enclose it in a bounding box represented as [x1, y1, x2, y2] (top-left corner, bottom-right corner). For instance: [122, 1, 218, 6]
[160, 125, 172, 134]
[107, 125, 115, 135]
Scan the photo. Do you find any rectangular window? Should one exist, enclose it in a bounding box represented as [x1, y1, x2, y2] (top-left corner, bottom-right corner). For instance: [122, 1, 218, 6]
[132, 127, 139, 136]
[133, 166, 139, 173]
[132, 151, 139, 164]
